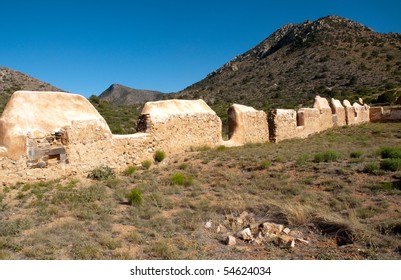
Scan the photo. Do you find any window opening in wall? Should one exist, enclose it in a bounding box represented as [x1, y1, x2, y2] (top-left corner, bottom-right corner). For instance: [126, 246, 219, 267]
[296, 111, 305, 127]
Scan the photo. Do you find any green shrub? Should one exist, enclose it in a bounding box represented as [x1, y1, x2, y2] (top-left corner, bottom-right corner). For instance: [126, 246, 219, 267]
[380, 158, 401, 171]
[170, 172, 193, 186]
[127, 189, 143, 206]
[123, 165, 137, 176]
[259, 160, 272, 169]
[296, 154, 310, 166]
[379, 147, 401, 159]
[363, 162, 380, 174]
[154, 150, 166, 162]
[87, 165, 115, 181]
[216, 145, 226, 152]
[350, 151, 363, 158]
[314, 150, 341, 163]
[106, 178, 121, 188]
[142, 160, 152, 170]
[171, 173, 185, 186]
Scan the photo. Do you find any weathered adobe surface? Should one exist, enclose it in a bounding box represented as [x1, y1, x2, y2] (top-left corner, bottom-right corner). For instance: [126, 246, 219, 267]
[137, 99, 223, 154]
[0, 91, 111, 160]
[226, 104, 269, 146]
[369, 106, 401, 122]
[0, 91, 400, 184]
[268, 96, 371, 143]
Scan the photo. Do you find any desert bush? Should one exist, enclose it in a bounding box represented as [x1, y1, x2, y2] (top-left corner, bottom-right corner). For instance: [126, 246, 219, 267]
[106, 178, 121, 188]
[88, 165, 115, 181]
[350, 151, 363, 158]
[314, 150, 341, 162]
[127, 188, 143, 206]
[142, 160, 152, 170]
[154, 150, 166, 162]
[380, 158, 401, 171]
[378, 147, 401, 159]
[259, 160, 272, 170]
[363, 162, 380, 174]
[296, 154, 310, 166]
[170, 173, 193, 186]
[216, 145, 226, 152]
[123, 165, 137, 176]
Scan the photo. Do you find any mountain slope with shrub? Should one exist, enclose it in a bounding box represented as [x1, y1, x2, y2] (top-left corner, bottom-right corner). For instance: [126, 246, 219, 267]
[0, 66, 63, 113]
[174, 15, 401, 110]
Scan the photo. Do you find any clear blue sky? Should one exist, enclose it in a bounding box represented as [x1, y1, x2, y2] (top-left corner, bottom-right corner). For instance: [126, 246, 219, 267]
[1, 0, 400, 97]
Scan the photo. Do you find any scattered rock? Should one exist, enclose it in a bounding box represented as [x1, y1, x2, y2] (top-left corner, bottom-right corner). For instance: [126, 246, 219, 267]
[283, 227, 291, 235]
[220, 212, 309, 249]
[261, 222, 284, 235]
[226, 236, 236, 246]
[204, 220, 212, 229]
[236, 227, 253, 241]
[289, 230, 304, 239]
[296, 238, 310, 245]
[277, 235, 295, 248]
[216, 224, 227, 233]
[253, 231, 265, 245]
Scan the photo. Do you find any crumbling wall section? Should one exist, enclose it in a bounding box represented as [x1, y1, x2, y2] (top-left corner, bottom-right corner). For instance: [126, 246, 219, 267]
[313, 96, 334, 131]
[65, 120, 154, 171]
[269, 96, 336, 143]
[268, 109, 297, 143]
[138, 99, 223, 153]
[227, 104, 269, 145]
[330, 98, 346, 126]
[343, 100, 370, 125]
[370, 106, 401, 122]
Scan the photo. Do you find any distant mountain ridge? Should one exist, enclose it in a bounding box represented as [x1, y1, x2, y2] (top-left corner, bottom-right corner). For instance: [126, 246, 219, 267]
[98, 84, 164, 105]
[174, 15, 401, 109]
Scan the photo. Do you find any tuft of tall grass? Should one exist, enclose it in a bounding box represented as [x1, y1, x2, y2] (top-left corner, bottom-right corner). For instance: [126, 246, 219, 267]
[314, 150, 341, 163]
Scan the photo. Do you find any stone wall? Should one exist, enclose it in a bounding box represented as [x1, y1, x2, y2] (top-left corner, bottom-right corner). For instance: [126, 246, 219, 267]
[137, 99, 222, 153]
[330, 98, 347, 126]
[343, 100, 370, 125]
[268, 96, 336, 142]
[227, 104, 269, 146]
[3, 90, 398, 180]
[65, 120, 154, 171]
[370, 106, 401, 122]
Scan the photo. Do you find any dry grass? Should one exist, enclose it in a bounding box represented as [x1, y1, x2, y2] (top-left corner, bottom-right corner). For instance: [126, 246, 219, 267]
[0, 123, 400, 259]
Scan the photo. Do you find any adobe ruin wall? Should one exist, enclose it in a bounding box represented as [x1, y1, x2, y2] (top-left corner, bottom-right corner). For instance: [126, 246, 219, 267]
[268, 96, 372, 143]
[1, 90, 400, 183]
[137, 99, 223, 154]
[226, 104, 269, 146]
[369, 106, 401, 122]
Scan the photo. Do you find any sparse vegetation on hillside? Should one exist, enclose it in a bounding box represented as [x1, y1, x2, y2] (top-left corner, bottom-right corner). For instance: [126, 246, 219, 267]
[89, 98, 141, 134]
[0, 66, 63, 115]
[174, 16, 401, 110]
[0, 123, 400, 260]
